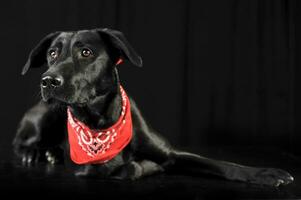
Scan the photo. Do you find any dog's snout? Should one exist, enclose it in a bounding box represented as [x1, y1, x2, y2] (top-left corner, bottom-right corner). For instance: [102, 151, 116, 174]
[41, 76, 63, 89]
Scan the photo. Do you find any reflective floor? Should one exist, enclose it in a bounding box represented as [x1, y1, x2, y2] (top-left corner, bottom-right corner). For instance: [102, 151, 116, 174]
[1, 146, 301, 200]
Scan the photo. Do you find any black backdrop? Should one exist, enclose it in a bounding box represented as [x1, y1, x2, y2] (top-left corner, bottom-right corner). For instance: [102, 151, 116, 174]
[1, 0, 301, 155]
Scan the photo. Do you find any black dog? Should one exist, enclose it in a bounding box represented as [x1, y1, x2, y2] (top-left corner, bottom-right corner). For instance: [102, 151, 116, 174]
[13, 28, 294, 186]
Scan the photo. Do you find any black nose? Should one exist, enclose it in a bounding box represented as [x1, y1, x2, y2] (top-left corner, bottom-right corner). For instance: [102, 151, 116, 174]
[41, 76, 63, 89]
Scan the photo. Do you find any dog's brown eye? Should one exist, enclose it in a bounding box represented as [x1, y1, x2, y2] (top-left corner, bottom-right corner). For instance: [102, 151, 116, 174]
[81, 49, 92, 57]
[49, 50, 58, 59]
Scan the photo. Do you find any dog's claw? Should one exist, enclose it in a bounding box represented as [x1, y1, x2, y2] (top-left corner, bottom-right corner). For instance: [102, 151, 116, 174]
[45, 151, 57, 165]
[22, 156, 27, 164]
[249, 168, 294, 187]
[27, 157, 32, 164]
[21, 149, 37, 166]
[275, 179, 284, 187]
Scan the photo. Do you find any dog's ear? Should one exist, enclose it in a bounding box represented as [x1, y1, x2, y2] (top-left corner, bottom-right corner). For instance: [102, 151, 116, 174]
[96, 28, 143, 67]
[21, 32, 61, 75]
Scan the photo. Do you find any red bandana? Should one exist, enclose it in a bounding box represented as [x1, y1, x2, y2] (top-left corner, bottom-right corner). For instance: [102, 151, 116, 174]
[67, 86, 132, 164]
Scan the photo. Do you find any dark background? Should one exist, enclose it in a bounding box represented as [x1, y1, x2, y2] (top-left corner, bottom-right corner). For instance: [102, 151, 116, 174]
[1, 0, 301, 198]
[1, 0, 301, 156]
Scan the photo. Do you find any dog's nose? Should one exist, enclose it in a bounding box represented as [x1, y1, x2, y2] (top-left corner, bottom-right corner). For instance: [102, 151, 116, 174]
[41, 76, 63, 89]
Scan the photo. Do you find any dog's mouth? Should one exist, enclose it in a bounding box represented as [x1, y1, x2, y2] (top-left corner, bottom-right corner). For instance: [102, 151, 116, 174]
[43, 95, 89, 107]
[41, 88, 92, 107]
[41, 89, 53, 102]
[43, 96, 89, 108]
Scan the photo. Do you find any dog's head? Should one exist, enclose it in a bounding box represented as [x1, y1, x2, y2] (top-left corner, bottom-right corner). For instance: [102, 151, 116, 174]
[22, 28, 142, 106]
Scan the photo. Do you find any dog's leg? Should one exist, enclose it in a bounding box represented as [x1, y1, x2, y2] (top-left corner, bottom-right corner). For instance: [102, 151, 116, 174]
[171, 150, 294, 186]
[130, 98, 294, 186]
[112, 160, 164, 180]
[13, 101, 66, 165]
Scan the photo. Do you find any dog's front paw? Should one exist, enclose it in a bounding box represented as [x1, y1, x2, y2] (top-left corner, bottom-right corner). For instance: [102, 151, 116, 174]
[249, 168, 294, 187]
[75, 165, 99, 177]
[13, 142, 40, 165]
[20, 148, 40, 165]
[14, 144, 63, 165]
[44, 148, 64, 165]
[126, 161, 143, 180]
[112, 161, 143, 180]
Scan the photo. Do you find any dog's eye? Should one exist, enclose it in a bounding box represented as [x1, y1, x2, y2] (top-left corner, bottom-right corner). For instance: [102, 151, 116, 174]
[49, 50, 58, 59]
[81, 49, 93, 57]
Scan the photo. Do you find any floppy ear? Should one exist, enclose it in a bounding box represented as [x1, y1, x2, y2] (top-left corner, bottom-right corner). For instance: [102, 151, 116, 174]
[21, 32, 61, 75]
[96, 28, 143, 67]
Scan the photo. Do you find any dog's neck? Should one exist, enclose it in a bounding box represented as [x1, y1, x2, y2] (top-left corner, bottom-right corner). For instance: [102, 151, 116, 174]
[69, 69, 122, 130]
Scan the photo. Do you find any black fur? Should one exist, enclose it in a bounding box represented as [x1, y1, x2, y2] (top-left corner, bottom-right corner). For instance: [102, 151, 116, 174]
[13, 28, 294, 186]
